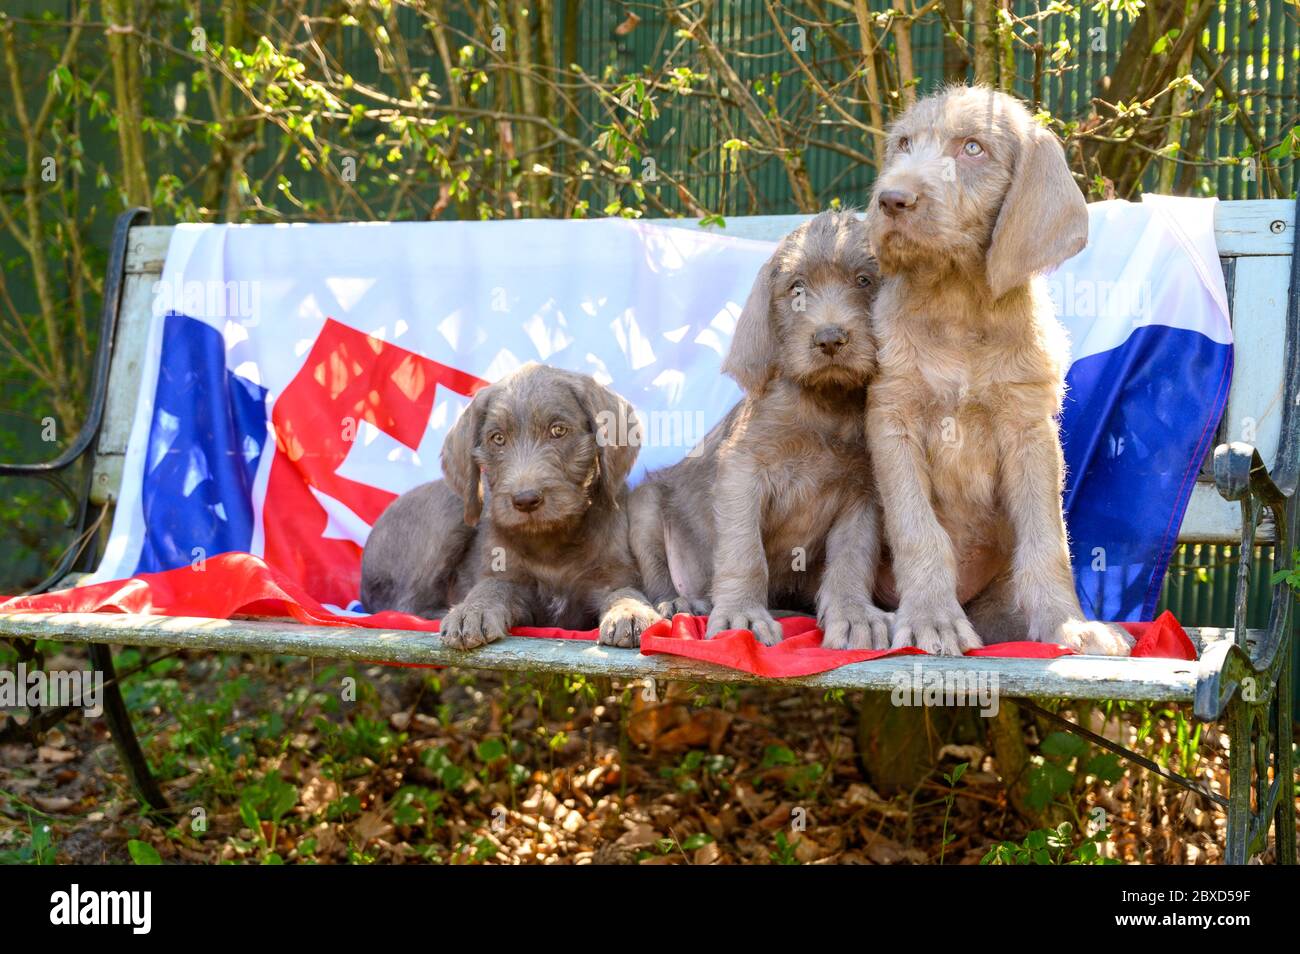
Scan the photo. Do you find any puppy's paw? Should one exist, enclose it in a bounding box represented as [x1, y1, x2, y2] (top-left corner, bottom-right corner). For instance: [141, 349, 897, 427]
[599, 599, 661, 649]
[439, 601, 510, 649]
[820, 598, 893, 651]
[706, 605, 783, 646]
[892, 600, 982, 656]
[655, 595, 712, 619]
[1039, 618, 1134, 657]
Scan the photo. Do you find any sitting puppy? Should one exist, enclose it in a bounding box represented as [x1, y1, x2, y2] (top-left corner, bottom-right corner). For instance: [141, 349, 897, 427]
[865, 85, 1131, 656]
[361, 364, 660, 649]
[630, 210, 893, 649]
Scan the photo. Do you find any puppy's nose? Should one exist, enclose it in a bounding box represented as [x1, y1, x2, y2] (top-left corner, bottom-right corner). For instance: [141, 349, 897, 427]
[512, 490, 543, 513]
[813, 326, 849, 356]
[878, 189, 918, 216]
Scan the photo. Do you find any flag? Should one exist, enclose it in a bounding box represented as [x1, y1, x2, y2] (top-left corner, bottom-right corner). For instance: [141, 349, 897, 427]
[80, 199, 1230, 625]
[1055, 196, 1233, 620]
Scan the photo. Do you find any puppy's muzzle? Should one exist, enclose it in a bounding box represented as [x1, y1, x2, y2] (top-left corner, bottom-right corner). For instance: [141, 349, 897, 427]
[512, 489, 544, 513]
[878, 189, 918, 217]
[813, 326, 849, 356]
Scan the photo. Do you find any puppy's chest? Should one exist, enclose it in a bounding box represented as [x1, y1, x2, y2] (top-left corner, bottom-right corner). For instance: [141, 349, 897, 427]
[760, 441, 867, 552]
[884, 338, 1012, 522]
[906, 333, 1009, 407]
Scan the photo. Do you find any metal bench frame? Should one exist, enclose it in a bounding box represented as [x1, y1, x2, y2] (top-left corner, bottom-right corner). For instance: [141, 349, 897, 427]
[1, 201, 1296, 863]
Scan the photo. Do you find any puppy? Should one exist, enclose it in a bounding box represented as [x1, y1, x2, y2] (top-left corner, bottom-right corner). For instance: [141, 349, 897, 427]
[865, 85, 1132, 656]
[630, 210, 893, 649]
[361, 364, 660, 649]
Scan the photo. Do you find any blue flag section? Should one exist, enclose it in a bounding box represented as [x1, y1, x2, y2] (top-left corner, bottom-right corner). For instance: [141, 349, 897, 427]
[136, 313, 269, 573]
[1062, 325, 1233, 620]
[1054, 196, 1234, 621]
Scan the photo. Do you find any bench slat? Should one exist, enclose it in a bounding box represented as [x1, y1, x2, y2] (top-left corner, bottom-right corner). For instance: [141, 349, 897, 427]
[1223, 254, 1291, 474]
[0, 611, 1212, 702]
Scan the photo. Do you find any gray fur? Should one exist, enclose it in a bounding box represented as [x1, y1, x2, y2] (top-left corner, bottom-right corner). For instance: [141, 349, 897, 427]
[361, 364, 659, 649]
[630, 210, 893, 649]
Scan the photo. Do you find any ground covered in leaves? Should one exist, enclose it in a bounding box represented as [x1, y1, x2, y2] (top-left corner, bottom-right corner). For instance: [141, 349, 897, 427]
[0, 643, 1293, 865]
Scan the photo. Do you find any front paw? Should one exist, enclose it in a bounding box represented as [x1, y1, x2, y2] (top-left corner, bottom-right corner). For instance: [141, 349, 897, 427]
[439, 601, 510, 649]
[819, 598, 893, 651]
[655, 595, 712, 618]
[1034, 617, 1134, 656]
[892, 599, 982, 656]
[599, 600, 661, 649]
[705, 604, 783, 646]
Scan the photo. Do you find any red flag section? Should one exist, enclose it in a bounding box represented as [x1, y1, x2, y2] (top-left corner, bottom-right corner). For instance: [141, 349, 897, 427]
[262, 318, 485, 607]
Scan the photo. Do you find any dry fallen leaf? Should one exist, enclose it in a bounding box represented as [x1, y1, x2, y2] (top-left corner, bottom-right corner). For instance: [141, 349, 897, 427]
[351, 810, 394, 845]
[32, 795, 76, 813]
[614, 823, 658, 850]
[299, 774, 340, 815]
[37, 745, 77, 764]
[693, 841, 721, 865]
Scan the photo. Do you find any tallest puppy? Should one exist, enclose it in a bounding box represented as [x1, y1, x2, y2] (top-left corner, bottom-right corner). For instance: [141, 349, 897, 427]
[865, 86, 1131, 657]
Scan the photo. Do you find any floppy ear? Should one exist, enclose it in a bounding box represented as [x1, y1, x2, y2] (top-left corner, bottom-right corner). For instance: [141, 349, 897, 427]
[985, 123, 1088, 300]
[721, 252, 780, 393]
[570, 376, 640, 510]
[440, 385, 494, 527]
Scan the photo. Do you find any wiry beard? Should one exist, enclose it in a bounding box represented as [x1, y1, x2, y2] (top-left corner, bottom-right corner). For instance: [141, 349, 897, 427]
[489, 497, 591, 538]
[800, 364, 862, 388]
[871, 226, 949, 275]
[791, 359, 872, 398]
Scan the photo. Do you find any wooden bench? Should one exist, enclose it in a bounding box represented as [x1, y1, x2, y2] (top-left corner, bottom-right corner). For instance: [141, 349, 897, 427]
[2, 201, 1296, 864]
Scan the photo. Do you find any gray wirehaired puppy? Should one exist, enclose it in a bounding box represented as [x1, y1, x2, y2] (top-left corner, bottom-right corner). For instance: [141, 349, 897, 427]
[361, 364, 661, 649]
[629, 210, 893, 649]
[865, 85, 1131, 656]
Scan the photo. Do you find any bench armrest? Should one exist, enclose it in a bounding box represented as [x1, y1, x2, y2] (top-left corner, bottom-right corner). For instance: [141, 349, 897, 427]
[1195, 441, 1295, 720]
[0, 208, 149, 597]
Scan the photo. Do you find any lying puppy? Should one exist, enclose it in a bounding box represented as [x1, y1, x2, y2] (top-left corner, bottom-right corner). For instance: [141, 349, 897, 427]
[361, 364, 660, 649]
[630, 210, 893, 649]
[865, 85, 1131, 656]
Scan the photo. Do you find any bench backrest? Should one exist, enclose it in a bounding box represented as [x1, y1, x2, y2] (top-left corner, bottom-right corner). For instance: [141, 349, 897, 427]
[92, 200, 1298, 545]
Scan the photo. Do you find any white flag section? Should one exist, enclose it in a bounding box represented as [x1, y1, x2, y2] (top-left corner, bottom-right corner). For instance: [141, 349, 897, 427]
[89, 199, 1231, 622]
[90, 218, 775, 607]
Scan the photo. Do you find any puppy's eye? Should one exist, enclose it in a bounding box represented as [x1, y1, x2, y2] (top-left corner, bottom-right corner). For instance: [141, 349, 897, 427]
[855, 274, 872, 287]
[549, 423, 568, 439]
[789, 278, 806, 294]
[898, 136, 911, 153]
[963, 139, 984, 157]
[488, 432, 506, 446]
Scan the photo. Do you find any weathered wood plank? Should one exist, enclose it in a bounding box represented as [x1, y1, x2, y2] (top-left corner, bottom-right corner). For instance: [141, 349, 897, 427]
[665, 200, 1295, 255]
[94, 272, 157, 466]
[1208, 199, 1295, 256]
[120, 200, 1294, 274]
[1223, 254, 1291, 474]
[124, 226, 170, 274]
[0, 611, 1211, 702]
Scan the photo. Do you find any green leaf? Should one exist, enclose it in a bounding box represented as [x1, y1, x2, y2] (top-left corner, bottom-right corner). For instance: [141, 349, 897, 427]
[476, 738, 507, 762]
[127, 840, 162, 866]
[1040, 731, 1088, 759]
[1084, 754, 1125, 784]
[682, 833, 714, 851]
